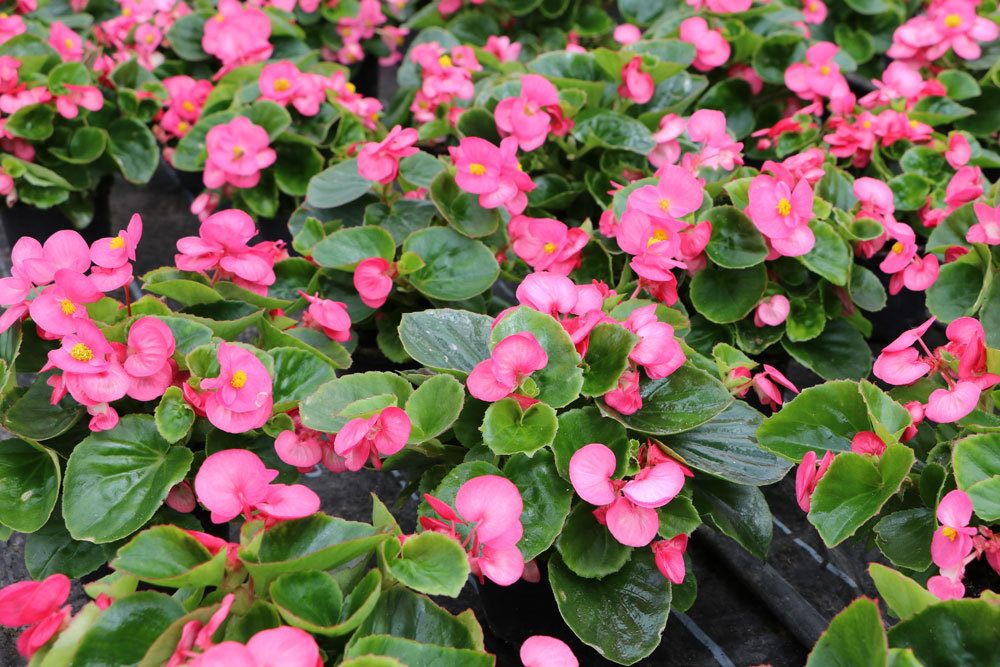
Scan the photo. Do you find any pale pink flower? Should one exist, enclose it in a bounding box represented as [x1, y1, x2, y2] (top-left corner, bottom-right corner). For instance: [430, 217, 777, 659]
[520, 636, 578, 667]
[679, 17, 730, 72]
[203, 116, 276, 190]
[353, 257, 395, 309]
[357, 125, 419, 184]
[200, 343, 273, 433]
[494, 74, 569, 151]
[49, 22, 84, 61]
[202, 0, 273, 74]
[484, 35, 521, 62]
[333, 406, 410, 471]
[754, 294, 790, 328]
[931, 490, 976, 569]
[945, 132, 971, 170]
[467, 332, 548, 403]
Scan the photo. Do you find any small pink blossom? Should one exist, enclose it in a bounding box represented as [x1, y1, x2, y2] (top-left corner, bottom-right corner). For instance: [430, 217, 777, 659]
[604, 368, 642, 415]
[49, 22, 84, 61]
[333, 406, 410, 471]
[202, 0, 273, 74]
[754, 295, 790, 328]
[357, 124, 419, 184]
[508, 215, 588, 275]
[175, 210, 277, 293]
[0, 573, 71, 659]
[203, 116, 276, 190]
[795, 450, 833, 512]
[651, 533, 688, 584]
[450, 136, 534, 215]
[850, 431, 886, 456]
[618, 56, 653, 105]
[679, 17, 730, 72]
[624, 305, 685, 380]
[784, 42, 849, 104]
[931, 490, 976, 569]
[200, 343, 273, 433]
[467, 332, 548, 403]
[484, 35, 521, 62]
[299, 291, 351, 342]
[520, 636, 578, 667]
[494, 74, 570, 152]
[945, 132, 971, 169]
[747, 174, 815, 257]
[968, 202, 1000, 246]
[353, 257, 395, 309]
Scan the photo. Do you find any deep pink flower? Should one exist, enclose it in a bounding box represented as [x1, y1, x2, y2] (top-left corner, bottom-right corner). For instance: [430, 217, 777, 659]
[357, 125, 419, 184]
[968, 202, 1000, 246]
[0, 573, 71, 659]
[679, 17, 730, 72]
[931, 490, 976, 569]
[604, 368, 642, 415]
[484, 35, 521, 62]
[520, 636, 578, 667]
[494, 75, 570, 152]
[175, 210, 276, 291]
[467, 332, 548, 402]
[795, 450, 833, 512]
[53, 84, 102, 119]
[166, 481, 197, 514]
[49, 22, 83, 61]
[450, 136, 533, 214]
[784, 42, 849, 102]
[353, 257, 394, 309]
[509, 215, 588, 275]
[651, 534, 688, 584]
[298, 291, 351, 342]
[850, 431, 886, 456]
[624, 305, 685, 379]
[618, 56, 653, 105]
[334, 406, 410, 471]
[202, 0, 273, 74]
[0, 15, 26, 45]
[755, 294, 790, 328]
[189, 626, 321, 667]
[200, 343, 273, 433]
[802, 0, 827, 24]
[203, 117, 276, 190]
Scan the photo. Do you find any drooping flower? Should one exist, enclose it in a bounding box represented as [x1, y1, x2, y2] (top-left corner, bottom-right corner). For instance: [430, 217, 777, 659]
[678, 17, 730, 72]
[175, 210, 277, 294]
[203, 117, 276, 190]
[651, 533, 688, 584]
[467, 332, 548, 403]
[795, 450, 834, 512]
[353, 257, 395, 309]
[624, 305, 685, 380]
[520, 636, 578, 667]
[333, 406, 410, 471]
[357, 124, 419, 184]
[754, 294, 790, 328]
[618, 56, 653, 104]
[0, 573, 71, 659]
[872, 317, 936, 386]
[968, 202, 1000, 246]
[298, 291, 351, 342]
[931, 490, 976, 569]
[199, 343, 273, 433]
[850, 431, 886, 456]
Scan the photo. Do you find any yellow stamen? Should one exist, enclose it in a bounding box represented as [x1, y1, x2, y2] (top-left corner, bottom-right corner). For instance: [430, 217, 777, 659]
[178, 121, 189, 134]
[70, 343, 93, 362]
[808, 2, 816, 10]
[345, 82, 356, 94]
[819, 65, 830, 76]
[891, 241, 904, 254]
[658, 198, 671, 212]
[182, 100, 194, 113]
[274, 78, 290, 92]
[909, 119, 919, 129]
[543, 242, 557, 254]
[469, 163, 487, 176]
[776, 198, 792, 217]
[232, 145, 244, 159]
[230, 370, 247, 389]
[944, 13, 961, 29]
[647, 229, 669, 248]
[942, 526, 957, 540]
[64, 37, 73, 49]
[122, 7, 131, 16]
[862, 120, 872, 129]
[214, 12, 224, 21]
[60, 299, 76, 315]
[144, 34, 154, 44]
[109, 236, 125, 250]
[439, 54, 453, 68]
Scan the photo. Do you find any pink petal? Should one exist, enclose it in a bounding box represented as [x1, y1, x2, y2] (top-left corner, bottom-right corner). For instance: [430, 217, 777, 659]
[372, 406, 411, 457]
[256, 484, 321, 521]
[455, 474, 523, 544]
[274, 431, 323, 468]
[0, 574, 70, 626]
[193, 449, 278, 523]
[927, 575, 964, 601]
[520, 636, 579, 667]
[605, 497, 659, 547]
[467, 360, 514, 402]
[873, 348, 932, 386]
[245, 626, 322, 667]
[924, 381, 980, 424]
[568, 443, 618, 506]
[621, 460, 685, 508]
[936, 489, 973, 528]
[477, 544, 525, 586]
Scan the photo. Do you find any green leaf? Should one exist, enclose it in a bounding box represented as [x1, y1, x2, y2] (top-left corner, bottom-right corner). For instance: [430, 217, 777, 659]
[809, 444, 915, 546]
[241, 514, 388, 588]
[908, 96, 973, 125]
[306, 158, 373, 208]
[926, 249, 988, 322]
[242, 100, 291, 139]
[385, 531, 470, 598]
[692, 477, 772, 559]
[350, 586, 481, 649]
[888, 599, 1000, 666]
[782, 319, 872, 380]
[873, 509, 934, 571]
[112, 525, 226, 588]
[504, 450, 573, 560]
[572, 111, 654, 154]
[34, 602, 102, 667]
[952, 433, 1000, 521]
[259, 318, 350, 370]
[868, 563, 937, 621]
[141, 268, 223, 307]
[549, 549, 671, 664]
[274, 143, 323, 196]
[74, 592, 185, 666]
[346, 636, 491, 666]
[800, 221, 851, 286]
[405, 374, 465, 444]
[108, 118, 159, 184]
[299, 371, 413, 434]
[849, 266, 888, 312]
[270, 570, 345, 634]
[398, 309, 494, 376]
[556, 503, 632, 578]
[24, 513, 116, 580]
[5, 103, 56, 141]
[3, 373, 82, 440]
[601, 364, 733, 435]
[63, 415, 194, 543]
[49, 126, 108, 164]
[481, 399, 558, 456]
[786, 297, 826, 342]
[551, 406, 630, 480]
[705, 206, 768, 269]
[270, 346, 337, 410]
[399, 152, 444, 189]
[429, 171, 500, 238]
[492, 306, 584, 408]
[0, 439, 59, 532]
[157, 316, 214, 358]
[581, 323, 638, 396]
[690, 265, 767, 324]
[166, 12, 209, 61]
[667, 402, 791, 486]
[859, 379, 911, 443]
[154, 386, 195, 444]
[403, 227, 499, 301]
[312, 225, 396, 270]
[806, 597, 887, 667]
[753, 33, 805, 84]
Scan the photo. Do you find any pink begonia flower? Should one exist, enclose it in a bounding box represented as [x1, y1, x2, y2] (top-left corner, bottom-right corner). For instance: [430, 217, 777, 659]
[968, 202, 1000, 246]
[161, 75, 213, 138]
[421, 475, 525, 585]
[679, 17, 730, 72]
[200, 343, 273, 433]
[298, 291, 351, 342]
[520, 636, 578, 667]
[121, 317, 176, 401]
[570, 443, 685, 547]
[784, 42, 849, 104]
[353, 257, 395, 309]
[450, 136, 534, 215]
[91, 213, 142, 270]
[891, 0, 1000, 62]
[202, 0, 273, 74]
[188, 626, 322, 667]
[166, 481, 197, 514]
[684, 109, 745, 172]
[614, 23, 642, 45]
[945, 132, 971, 170]
[175, 210, 277, 293]
[357, 124, 419, 184]
[859, 61, 924, 108]
[495, 74, 570, 152]
[945, 317, 1000, 390]
[203, 116, 276, 190]
[166, 594, 235, 666]
[747, 174, 815, 257]
[854, 177, 894, 222]
[514, 271, 579, 317]
[0, 573, 71, 659]
[755, 295, 790, 328]
[628, 165, 704, 223]
[467, 332, 548, 402]
[944, 166, 983, 211]
[0, 15, 26, 44]
[29, 270, 102, 337]
[928, 566, 966, 601]
[751, 364, 798, 410]
[648, 114, 685, 168]
[508, 215, 588, 275]
[873, 317, 936, 386]
[925, 381, 980, 424]
[931, 490, 976, 569]
[604, 368, 642, 415]
[16, 229, 90, 287]
[257, 61, 325, 117]
[624, 305, 685, 379]
[53, 84, 103, 119]
[49, 22, 84, 61]
[687, 0, 751, 10]
[795, 450, 833, 512]
[275, 428, 323, 469]
[618, 56, 653, 105]
[850, 431, 886, 456]
[651, 533, 688, 584]
[484, 35, 521, 62]
[802, 0, 827, 24]
[333, 406, 410, 471]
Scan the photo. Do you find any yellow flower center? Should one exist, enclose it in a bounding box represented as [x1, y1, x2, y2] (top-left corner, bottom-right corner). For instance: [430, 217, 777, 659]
[274, 78, 290, 92]
[776, 198, 792, 216]
[122, 7, 131, 16]
[543, 242, 557, 254]
[232, 145, 244, 159]
[346, 82, 356, 94]
[909, 119, 919, 129]
[70, 343, 93, 362]
[892, 241, 904, 254]
[144, 34, 154, 44]
[862, 120, 872, 128]
[942, 526, 957, 540]
[944, 13, 961, 28]
[808, 2, 817, 10]
[658, 198, 670, 212]
[214, 12, 224, 22]
[178, 121, 190, 134]
[64, 37, 74, 49]
[182, 100, 194, 112]
[230, 370, 247, 389]
[819, 65, 830, 76]
[647, 229, 669, 248]
[439, 54, 453, 68]
[109, 236, 125, 250]
[469, 163, 487, 176]
[60, 299, 76, 315]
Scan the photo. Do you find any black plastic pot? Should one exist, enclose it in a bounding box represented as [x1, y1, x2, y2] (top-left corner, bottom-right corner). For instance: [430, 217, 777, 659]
[859, 254, 937, 348]
[1, 178, 112, 249]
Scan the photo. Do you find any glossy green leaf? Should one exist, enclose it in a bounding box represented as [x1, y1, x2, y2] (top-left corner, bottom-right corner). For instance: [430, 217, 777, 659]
[555, 502, 631, 578]
[888, 599, 1000, 666]
[312, 225, 396, 270]
[581, 323, 638, 396]
[0, 439, 59, 532]
[692, 477, 772, 559]
[154, 386, 195, 444]
[429, 171, 500, 238]
[800, 220, 851, 286]
[926, 249, 988, 322]
[704, 206, 768, 269]
[112, 525, 226, 588]
[690, 264, 767, 324]
[782, 319, 872, 380]
[63, 415, 193, 543]
[481, 398, 558, 456]
[74, 592, 185, 666]
[868, 563, 937, 621]
[345, 636, 492, 667]
[403, 227, 499, 301]
[351, 586, 481, 649]
[806, 597, 887, 667]
[3, 373, 82, 441]
[405, 374, 465, 444]
[398, 309, 493, 376]
[107, 118, 159, 184]
[385, 531, 470, 598]
[572, 111, 654, 154]
[270, 346, 337, 410]
[551, 406, 630, 480]
[24, 513, 117, 580]
[873, 509, 934, 571]
[306, 158, 372, 208]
